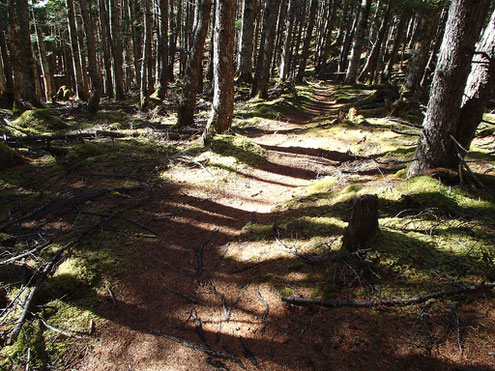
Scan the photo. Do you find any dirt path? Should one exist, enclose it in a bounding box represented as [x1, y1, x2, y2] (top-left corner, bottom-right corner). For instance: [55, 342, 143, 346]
[78, 85, 350, 371]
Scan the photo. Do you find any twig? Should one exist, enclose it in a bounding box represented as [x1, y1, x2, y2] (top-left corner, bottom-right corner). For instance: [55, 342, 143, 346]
[8, 200, 148, 343]
[105, 284, 117, 306]
[224, 282, 251, 322]
[2, 130, 128, 143]
[0, 240, 52, 266]
[450, 135, 484, 189]
[78, 211, 158, 236]
[191, 308, 208, 344]
[257, 287, 269, 322]
[35, 314, 82, 339]
[282, 282, 495, 309]
[163, 284, 201, 304]
[385, 116, 422, 128]
[240, 336, 258, 367]
[195, 227, 219, 280]
[0, 194, 60, 231]
[223, 347, 246, 369]
[150, 328, 229, 359]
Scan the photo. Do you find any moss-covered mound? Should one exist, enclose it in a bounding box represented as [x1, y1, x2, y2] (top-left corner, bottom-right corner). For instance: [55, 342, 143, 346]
[0, 142, 25, 170]
[13, 109, 68, 134]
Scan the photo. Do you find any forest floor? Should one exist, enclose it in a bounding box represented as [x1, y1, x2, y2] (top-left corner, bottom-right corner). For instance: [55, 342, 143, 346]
[1, 82, 495, 370]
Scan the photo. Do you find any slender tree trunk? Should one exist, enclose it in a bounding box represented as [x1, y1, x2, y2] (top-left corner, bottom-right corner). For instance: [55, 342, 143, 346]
[204, 0, 236, 138]
[271, 0, 287, 77]
[295, 0, 318, 82]
[110, 0, 125, 99]
[252, 0, 280, 97]
[408, 0, 489, 177]
[344, 0, 372, 84]
[98, 0, 114, 98]
[358, 0, 391, 82]
[8, 0, 23, 102]
[0, 53, 5, 96]
[316, 0, 337, 79]
[237, 0, 256, 83]
[382, 12, 406, 81]
[33, 12, 55, 102]
[140, 0, 152, 109]
[168, 0, 179, 82]
[76, 13, 90, 95]
[66, 0, 87, 100]
[157, 0, 169, 99]
[420, 6, 448, 89]
[279, 0, 296, 79]
[79, 0, 102, 115]
[129, 0, 141, 89]
[176, 0, 212, 126]
[0, 32, 14, 102]
[456, 8, 495, 151]
[404, 13, 438, 93]
[15, 0, 41, 106]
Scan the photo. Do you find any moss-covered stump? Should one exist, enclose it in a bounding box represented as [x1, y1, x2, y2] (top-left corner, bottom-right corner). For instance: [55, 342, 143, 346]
[13, 109, 68, 134]
[0, 142, 26, 170]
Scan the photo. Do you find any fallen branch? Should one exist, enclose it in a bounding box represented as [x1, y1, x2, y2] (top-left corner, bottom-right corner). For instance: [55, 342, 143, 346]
[163, 284, 202, 304]
[105, 284, 117, 306]
[240, 336, 258, 367]
[282, 282, 495, 309]
[8, 199, 148, 343]
[35, 314, 82, 339]
[2, 130, 127, 143]
[385, 116, 422, 128]
[223, 347, 246, 369]
[150, 328, 229, 359]
[195, 227, 219, 280]
[191, 308, 207, 344]
[0, 194, 60, 231]
[78, 210, 158, 236]
[0, 240, 52, 266]
[223, 281, 251, 322]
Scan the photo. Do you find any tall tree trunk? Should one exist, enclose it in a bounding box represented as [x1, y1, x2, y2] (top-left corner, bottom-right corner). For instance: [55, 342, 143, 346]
[343, 0, 372, 84]
[420, 6, 448, 89]
[0, 31, 15, 104]
[316, 0, 337, 79]
[140, 0, 152, 109]
[66, 0, 88, 101]
[456, 8, 495, 151]
[271, 0, 287, 77]
[157, 0, 169, 99]
[404, 13, 438, 93]
[279, 0, 296, 80]
[382, 12, 406, 81]
[204, 0, 235, 138]
[295, 0, 318, 82]
[76, 13, 90, 95]
[33, 12, 55, 102]
[338, 0, 358, 73]
[251, 0, 280, 97]
[237, 0, 256, 83]
[407, 0, 489, 177]
[110, 0, 125, 99]
[358, 0, 391, 82]
[176, 0, 212, 126]
[15, 0, 41, 106]
[79, 0, 102, 115]
[168, 0, 179, 82]
[98, 0, 114, 98]
[129, 0, 141, 89]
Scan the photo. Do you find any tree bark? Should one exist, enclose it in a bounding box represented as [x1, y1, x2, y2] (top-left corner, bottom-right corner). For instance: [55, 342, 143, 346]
[251, 0, 281, 97]
[456, 8, 495, 152]
[157, 0, 169, 99]
[404, 13, 438, 93]
[316, 0, 337, 79]
[97, 0, 114, 98]
[176, 0, 212, 126]
[342, 195, 379, 252]
[15, 0, 41, 106]
[343, 0, 372, 84]
[66, 0, 87, 101]
[109, 0, 125, 99]
[0, 31, 14, 103]
[79, 0, 103, 115]
[279, 0, 296, 80]
[204, 0, 236, 138]
[237, 0, 256, 83]
[33, 11, 55, 103]
[129, 0, 141, 89]
[408, 0, 489, 177]
[140, 0, 152, 109]
[358, 0, 391, 83]
[295, 0, 318, 82]
[382, 11, 406, 81]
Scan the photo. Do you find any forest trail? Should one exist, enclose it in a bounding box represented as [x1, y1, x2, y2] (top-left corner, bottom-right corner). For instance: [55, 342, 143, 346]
[79, 84, 352, 370]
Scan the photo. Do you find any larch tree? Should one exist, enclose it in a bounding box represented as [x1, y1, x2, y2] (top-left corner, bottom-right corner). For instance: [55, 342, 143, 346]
[407, 0, 489, 177]
[176, 0, 212, 127]
[203, 0, 236, 140]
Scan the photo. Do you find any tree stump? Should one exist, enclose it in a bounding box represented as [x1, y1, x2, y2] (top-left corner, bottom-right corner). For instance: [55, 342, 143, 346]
[342, 194, 379, 252]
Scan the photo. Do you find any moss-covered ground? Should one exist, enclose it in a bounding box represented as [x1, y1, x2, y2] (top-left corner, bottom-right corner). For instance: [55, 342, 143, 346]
[0, 83, 494, 370]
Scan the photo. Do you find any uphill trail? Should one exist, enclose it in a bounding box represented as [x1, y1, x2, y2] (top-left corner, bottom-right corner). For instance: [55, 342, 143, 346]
[79, 84, 350, 371]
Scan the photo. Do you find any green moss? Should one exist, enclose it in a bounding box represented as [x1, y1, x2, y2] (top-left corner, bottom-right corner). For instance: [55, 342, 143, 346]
[13, 109, 68, 134]
[0, 142, 25, 170]
[279, 287, 293, 297]
[210, 134, 267, 167]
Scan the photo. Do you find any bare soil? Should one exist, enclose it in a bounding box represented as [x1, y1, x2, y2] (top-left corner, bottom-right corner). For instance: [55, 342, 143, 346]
[75, 87, 495, 371]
